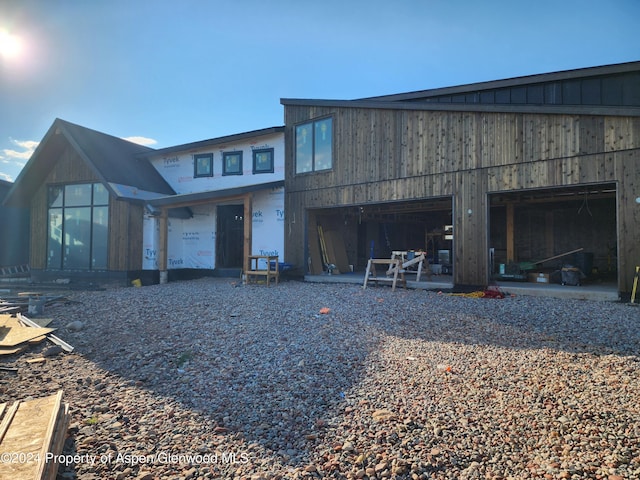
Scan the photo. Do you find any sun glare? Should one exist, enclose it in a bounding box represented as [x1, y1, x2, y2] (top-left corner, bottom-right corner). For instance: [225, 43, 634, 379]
[0, 28, 23, 60]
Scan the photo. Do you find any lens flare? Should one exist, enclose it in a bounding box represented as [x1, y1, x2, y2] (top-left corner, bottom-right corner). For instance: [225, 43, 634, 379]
[0, 29, 23, 59]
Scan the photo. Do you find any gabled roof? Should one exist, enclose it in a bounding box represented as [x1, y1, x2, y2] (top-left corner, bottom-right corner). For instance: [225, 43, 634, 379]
[281, 61, 640, 116]
[3, 118, 176, 207]
[143, 126, 285, 157]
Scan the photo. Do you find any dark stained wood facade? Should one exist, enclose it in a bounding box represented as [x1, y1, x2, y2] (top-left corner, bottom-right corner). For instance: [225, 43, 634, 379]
[282, 98, 640, 293]
[29, 143, 144, 275]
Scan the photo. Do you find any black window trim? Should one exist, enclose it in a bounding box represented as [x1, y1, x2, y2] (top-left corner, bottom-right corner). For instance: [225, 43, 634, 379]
[252, 147, 275, 174]
[194, 153, 214, 178]
[222, 151, 243, 176]
[294, 115, 333, 175]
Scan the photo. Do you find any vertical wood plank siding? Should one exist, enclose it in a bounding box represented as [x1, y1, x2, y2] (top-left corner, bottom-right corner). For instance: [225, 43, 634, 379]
[285, 105, 640, 291]
[30, 144, 143, 272]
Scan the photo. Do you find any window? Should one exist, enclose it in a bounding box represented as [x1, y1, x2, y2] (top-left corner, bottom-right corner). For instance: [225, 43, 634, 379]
[47, 183, 109, 270]
[223, 151, 243, 175]
[295, 117, 332, 173]
[194, 153, 213, 177]
[252, 148, 274, 174]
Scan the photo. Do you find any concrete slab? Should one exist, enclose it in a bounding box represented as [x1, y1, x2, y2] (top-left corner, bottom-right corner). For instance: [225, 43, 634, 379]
[304, 273, 620, 302]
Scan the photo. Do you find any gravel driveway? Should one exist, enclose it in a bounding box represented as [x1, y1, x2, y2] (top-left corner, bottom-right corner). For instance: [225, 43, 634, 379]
[1, 278, 639, 480]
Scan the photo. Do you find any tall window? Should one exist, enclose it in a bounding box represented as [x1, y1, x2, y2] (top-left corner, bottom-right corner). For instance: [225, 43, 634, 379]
[295, 117, 332, 174]
[47, 183, 109, 270]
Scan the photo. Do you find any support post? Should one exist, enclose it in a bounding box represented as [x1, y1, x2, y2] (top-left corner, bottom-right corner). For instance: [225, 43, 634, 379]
[243, 194, 252, 277]
[506, 203, 515, 263]
[158, 209, 168, 284]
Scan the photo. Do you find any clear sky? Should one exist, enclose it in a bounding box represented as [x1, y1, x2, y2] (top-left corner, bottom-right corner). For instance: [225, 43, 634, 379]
[0, 0, 638, 182]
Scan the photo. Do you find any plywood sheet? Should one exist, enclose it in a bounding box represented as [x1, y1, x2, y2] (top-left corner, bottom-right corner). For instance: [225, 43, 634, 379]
[323, 229, 350, 274]
[0, 391, 68, 480]
[0, 315, 55, 347]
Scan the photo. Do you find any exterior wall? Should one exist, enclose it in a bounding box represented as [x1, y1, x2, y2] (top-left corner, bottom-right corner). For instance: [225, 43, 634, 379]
[141, 186, 285, 271]
[167, 205, 216, 269]
[251, 186, 285, 268]
[30, 143, 143, 273]
[145, 132, 286, 272]
[148, 133, 284, 193]
[284, 105, 640, 291]
[0, 183, 29, 267]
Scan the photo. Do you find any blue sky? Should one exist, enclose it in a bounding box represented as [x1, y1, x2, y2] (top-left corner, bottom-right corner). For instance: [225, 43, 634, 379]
[0, 0, 638, 182]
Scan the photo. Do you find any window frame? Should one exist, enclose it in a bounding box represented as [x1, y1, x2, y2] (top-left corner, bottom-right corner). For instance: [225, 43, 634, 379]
[194, 153, 214, 178]
[252, 148, 275, 174]
[222, 151, 243, 176]
[295, 116, 333, 174]
[46, 182, 110, 271]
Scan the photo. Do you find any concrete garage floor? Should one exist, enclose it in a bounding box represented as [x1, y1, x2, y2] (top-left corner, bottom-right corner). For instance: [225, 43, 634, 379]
[304, 272, 621, 302]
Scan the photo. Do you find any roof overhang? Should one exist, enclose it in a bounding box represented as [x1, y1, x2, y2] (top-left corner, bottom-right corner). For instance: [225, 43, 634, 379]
[141, 126, 285, 157]
[147, 180, 285, 210]
[280, 98, 640, 117]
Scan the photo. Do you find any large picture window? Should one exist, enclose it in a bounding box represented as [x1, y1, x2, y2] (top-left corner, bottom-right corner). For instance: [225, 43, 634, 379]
[47, 183, 109, 270]
[295, 117, 332, 174]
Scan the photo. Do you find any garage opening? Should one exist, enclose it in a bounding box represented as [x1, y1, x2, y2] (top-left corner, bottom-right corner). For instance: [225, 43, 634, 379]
[306, 198, 453, 278]
[489, 183, 617, 287]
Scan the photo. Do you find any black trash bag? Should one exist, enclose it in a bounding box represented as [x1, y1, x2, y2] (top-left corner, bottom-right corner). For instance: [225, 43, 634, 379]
[561, 265, 586, 286]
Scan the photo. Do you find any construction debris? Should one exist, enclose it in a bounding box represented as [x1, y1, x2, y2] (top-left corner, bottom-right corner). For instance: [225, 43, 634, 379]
[0, 313, 74, 364]
[0, 315, 56, 356]
[0, 391, 70, 480]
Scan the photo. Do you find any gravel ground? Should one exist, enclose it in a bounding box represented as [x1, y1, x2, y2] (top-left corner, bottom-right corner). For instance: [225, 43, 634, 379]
[1, 277, 639, 480]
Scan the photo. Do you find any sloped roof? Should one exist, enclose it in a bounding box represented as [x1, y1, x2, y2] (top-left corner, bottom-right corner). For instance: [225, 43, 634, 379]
[145, 126, 285, 157]
[281, 61, 640, 116]
[3, 118, 176, 207]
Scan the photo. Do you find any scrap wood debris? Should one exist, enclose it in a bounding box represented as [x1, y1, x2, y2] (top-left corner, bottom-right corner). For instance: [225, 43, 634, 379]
[0, 313, 73, 368]
[0, 292, 67, 315]
[0, 390, 70, 480]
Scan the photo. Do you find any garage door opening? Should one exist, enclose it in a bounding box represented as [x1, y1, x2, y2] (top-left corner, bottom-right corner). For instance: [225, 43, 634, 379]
[306, 198, 453, 277]
[489, 183, 617, 288]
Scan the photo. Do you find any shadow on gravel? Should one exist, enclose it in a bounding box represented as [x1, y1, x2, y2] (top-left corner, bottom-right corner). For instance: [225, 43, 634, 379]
[54, 278, 640, 474]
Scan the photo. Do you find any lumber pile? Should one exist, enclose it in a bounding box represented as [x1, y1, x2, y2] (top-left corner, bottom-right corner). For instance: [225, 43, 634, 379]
[0, 292, 65, 315]
[0, 391, 70, 480]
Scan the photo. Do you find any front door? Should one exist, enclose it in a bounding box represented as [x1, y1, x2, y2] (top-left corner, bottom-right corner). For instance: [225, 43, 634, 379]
[216, 205, 244, 268]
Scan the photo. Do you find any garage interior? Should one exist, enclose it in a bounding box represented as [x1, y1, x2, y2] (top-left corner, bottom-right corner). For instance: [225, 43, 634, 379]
[305, 182, 618, 290]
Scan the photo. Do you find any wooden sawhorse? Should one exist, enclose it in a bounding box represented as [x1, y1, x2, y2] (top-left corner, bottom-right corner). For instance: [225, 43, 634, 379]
[363, 258, 407, 291]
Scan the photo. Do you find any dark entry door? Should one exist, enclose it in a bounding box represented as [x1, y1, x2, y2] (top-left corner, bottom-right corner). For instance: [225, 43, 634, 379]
[217, 205, 244, 268]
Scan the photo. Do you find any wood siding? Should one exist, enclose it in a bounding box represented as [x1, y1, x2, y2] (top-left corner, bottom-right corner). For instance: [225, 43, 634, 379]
[284, 106, 640, 292]
[29, 143, 143, 272]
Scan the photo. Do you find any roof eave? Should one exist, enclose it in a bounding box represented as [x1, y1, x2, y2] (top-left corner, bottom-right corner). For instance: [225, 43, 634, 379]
[148, 180, 284, 208]
[141, 126, 285, 157]
[280, 98, 640, 117]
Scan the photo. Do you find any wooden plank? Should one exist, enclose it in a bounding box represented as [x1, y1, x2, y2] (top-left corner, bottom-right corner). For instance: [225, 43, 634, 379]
[35, 391, 64, 480]
[0, 401, 19, 444]
[0, 344, 28, 356]
[322, 229, 350, 274]
[0, 316, 56, 347]
[534, 247, 584, 265]
[0, 392, 68, 480]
